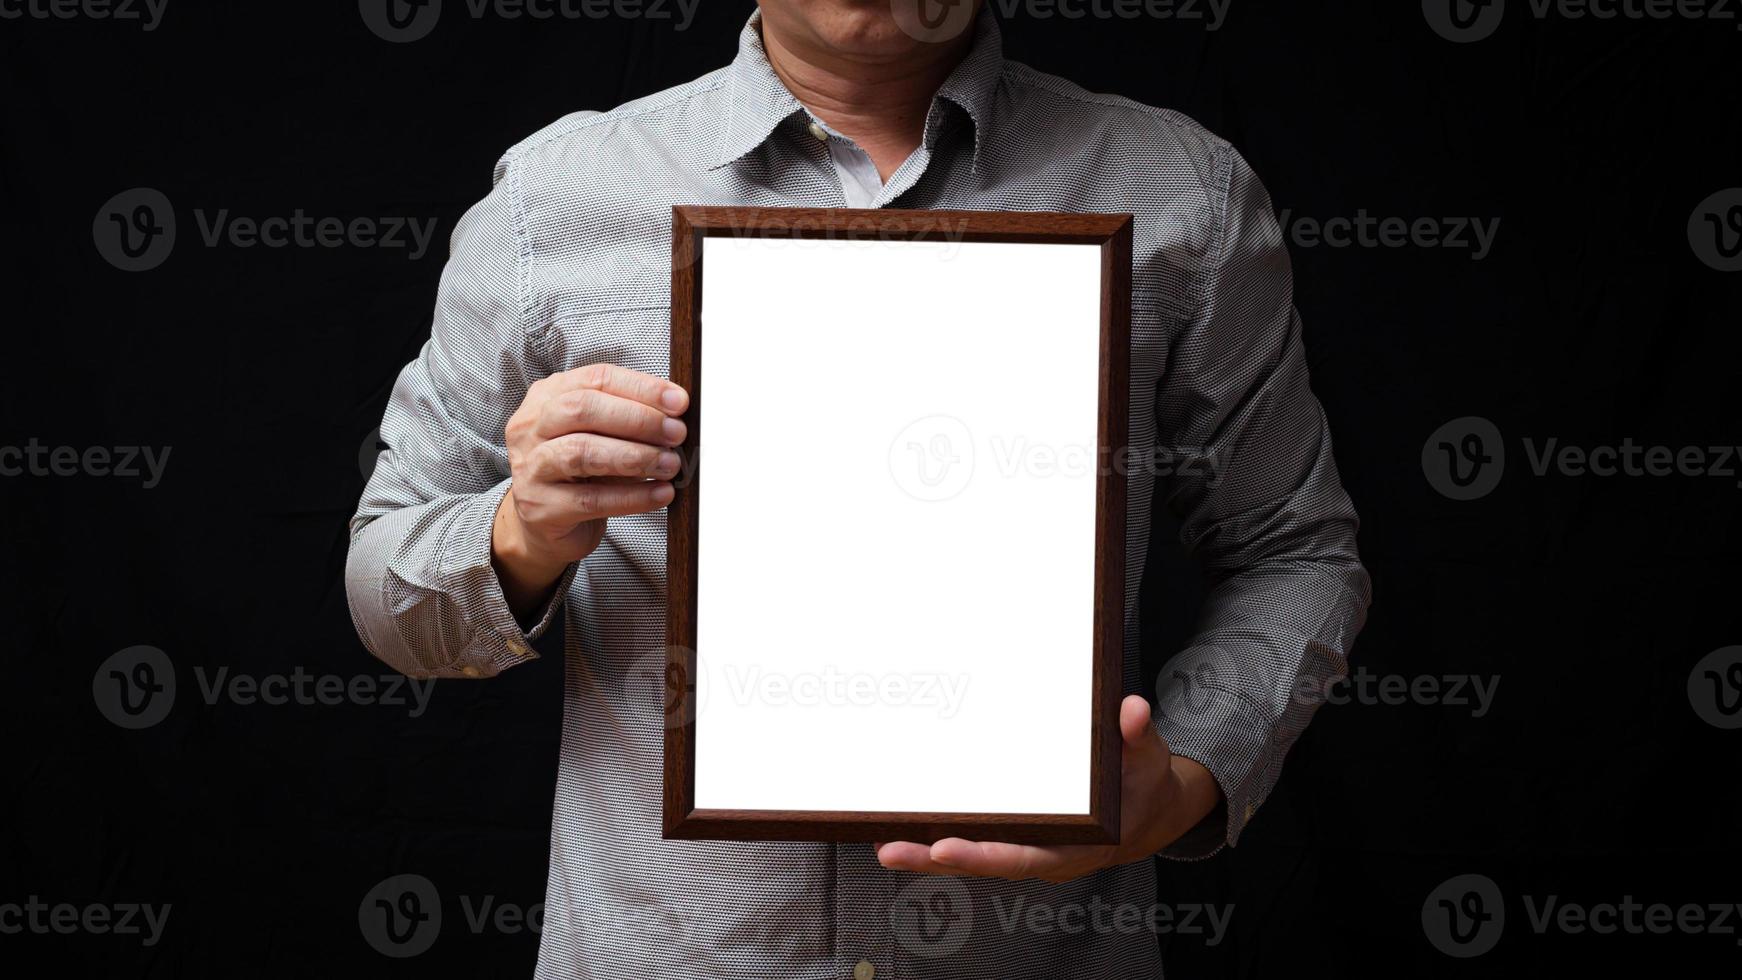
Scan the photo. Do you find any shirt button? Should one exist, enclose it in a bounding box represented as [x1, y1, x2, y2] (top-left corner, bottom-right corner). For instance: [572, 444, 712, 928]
[852, 961, 875, 980]
[808, 121, 830, 142]
[460, 664, 482, 678]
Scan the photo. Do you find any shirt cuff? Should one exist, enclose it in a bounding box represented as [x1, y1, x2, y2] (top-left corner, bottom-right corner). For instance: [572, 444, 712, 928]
[439, 479, 576, 678]
[1149, 647, 1277, 860]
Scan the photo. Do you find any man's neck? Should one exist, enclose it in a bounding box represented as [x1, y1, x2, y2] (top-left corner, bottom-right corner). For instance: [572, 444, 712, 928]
[759, 22, 972, 182]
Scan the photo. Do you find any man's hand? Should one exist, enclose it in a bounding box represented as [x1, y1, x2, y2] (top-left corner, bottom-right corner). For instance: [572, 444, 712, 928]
[875, 696, 1223, 883]
[492, 363, 689, 618]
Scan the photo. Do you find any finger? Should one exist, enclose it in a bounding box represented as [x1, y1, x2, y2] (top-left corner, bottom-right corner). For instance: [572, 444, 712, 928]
[531, 479, 675, 522]
[876, 841, 963, 876]
[550, 363, 689, 415]
[538, 386, 686, 446]
[1120, 694, 1170, 764]
[532, 433, 682, 481]
[928, 838, 1071, 881]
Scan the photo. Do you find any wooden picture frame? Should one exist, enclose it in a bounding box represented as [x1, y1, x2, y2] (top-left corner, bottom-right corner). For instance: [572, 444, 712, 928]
[664, 205, 1132, 845]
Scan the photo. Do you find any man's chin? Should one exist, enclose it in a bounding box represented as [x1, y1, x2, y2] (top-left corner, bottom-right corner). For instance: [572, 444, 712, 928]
[766, 0, 977, 60]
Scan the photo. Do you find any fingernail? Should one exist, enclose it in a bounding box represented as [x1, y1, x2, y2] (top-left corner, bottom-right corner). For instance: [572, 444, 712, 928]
[654, 452, 681, 477]
[662, 418, 686, 444]
[660, 387, 687, 412]
[651, 484, 675, 505]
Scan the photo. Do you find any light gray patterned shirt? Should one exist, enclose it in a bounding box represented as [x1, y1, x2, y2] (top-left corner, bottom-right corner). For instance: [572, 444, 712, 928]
[347, 10, 1369, 979]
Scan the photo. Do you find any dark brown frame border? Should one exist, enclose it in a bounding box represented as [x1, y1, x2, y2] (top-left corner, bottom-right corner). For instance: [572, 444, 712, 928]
[665, 205, 1132, 844]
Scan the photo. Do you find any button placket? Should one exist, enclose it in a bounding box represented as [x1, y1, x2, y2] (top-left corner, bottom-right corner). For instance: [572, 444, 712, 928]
[834, 843, 896, 980]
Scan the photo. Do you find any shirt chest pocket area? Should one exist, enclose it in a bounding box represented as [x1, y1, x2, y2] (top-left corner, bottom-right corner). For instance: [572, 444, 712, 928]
[543, 306, 674, 384]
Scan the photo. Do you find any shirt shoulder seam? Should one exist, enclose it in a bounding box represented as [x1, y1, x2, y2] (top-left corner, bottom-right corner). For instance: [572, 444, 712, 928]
[1001, 62, 1232, 150]
[501, 75, 729, 163]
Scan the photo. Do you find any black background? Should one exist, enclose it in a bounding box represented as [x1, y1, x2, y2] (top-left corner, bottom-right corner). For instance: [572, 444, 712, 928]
[3, 0, 1740, 976]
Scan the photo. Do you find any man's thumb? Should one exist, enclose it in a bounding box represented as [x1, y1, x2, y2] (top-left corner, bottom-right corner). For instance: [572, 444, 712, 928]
[1119, 694, 1164, 753]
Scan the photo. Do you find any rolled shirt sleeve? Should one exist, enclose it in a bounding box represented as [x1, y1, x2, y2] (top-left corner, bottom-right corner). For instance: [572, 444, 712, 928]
[346, 155, 576, 679]
[1150, 146, 1372, 858]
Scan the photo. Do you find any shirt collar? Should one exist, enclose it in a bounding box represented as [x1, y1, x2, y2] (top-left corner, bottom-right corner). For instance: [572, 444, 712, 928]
[707, 9, 1004, 174]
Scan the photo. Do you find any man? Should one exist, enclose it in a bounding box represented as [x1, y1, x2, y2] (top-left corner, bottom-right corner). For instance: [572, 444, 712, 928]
[347, 1, 1369, 976]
